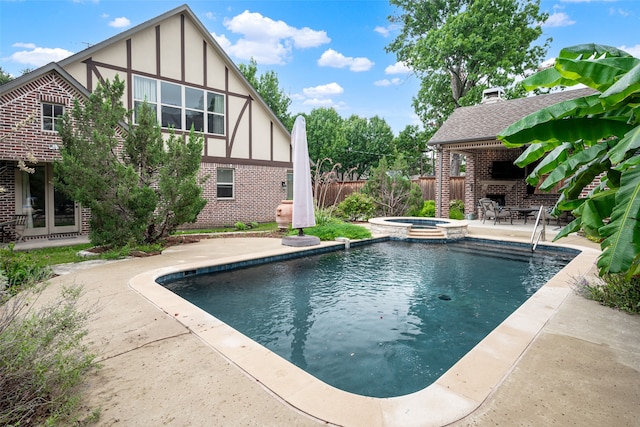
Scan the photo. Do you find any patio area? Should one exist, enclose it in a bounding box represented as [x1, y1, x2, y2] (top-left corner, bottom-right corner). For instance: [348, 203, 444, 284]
[14, 224, 640, 426]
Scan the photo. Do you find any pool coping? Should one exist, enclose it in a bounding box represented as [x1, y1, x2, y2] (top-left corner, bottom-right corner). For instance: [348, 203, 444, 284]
[129, 237, 601, 427]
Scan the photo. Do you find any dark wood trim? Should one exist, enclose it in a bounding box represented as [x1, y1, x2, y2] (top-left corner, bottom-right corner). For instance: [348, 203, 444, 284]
[248, 99, 252, 159]
[126, 39, 132, 110]
[84, 58, 93, 91]
[202, 156, 292, 168]
[225, 67, 229, 149]
[270, 122, 274, 161]
[203, 41, 207, 87]
[180, 14, 185, 82]
[228, 98, 250, 157]
[155, 25, 161, 76]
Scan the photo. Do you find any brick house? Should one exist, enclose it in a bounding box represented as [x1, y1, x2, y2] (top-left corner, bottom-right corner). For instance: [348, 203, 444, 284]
[428, 88, 596, 219]
[0, 4, 292, 241]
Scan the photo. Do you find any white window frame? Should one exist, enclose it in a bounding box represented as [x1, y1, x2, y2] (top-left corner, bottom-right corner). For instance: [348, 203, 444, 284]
[132, 75, 225, 135]
[216, 168, 234, 199]
[41, 102, 64, 132]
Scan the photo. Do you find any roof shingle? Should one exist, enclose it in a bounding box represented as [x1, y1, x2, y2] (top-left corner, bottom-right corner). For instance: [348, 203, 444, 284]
[428, 88, 596, 145]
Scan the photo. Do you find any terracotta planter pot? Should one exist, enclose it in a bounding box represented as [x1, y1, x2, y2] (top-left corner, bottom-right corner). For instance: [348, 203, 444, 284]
[276, 200, 293, 229]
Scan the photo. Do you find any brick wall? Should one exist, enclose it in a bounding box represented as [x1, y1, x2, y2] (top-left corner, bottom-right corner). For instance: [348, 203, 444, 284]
[191, 163, 290, 228]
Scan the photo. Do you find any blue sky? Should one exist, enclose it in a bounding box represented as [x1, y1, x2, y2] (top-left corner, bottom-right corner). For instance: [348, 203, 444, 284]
[1, 0, 639, 134]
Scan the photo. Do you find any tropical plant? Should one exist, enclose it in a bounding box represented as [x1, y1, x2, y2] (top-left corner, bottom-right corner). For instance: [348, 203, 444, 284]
[498, 44, 640, 277]
[449, 199, 465, 220]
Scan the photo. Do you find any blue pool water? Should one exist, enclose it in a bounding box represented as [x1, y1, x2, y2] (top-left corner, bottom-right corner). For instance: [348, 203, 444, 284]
[162, 240, 575, 398]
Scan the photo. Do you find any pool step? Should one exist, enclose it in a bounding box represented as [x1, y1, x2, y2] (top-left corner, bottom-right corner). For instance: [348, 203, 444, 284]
[407, 227, 445, 239]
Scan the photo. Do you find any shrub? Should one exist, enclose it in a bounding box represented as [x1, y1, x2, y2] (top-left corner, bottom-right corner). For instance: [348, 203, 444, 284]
[409, 200, 436, 217]
[336, 193, 377, 221]
[0, 245, 52, 297]
[234, 221, 247, 231]
[583, 274, 640, 313]
[0, 285, 100, 425]
[250, 222, 259, 229]
[296, 222, 372, 241]
[449, 199, 465, 220]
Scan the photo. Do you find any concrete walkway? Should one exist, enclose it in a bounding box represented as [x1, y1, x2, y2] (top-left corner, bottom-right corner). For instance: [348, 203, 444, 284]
[26, 224, 640, 426]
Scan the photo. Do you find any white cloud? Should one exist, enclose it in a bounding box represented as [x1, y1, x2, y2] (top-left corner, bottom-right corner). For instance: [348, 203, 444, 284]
[302, 82, 344, 98]
[619, 44, 640, 58]
[374, 78, 401, 87]
[204, 12, 216, 20]
[7, 45, 74, 67]
[12, 42, 36, 49]
[109, 17, 131, 28]
[317, 49, 374, 72]
[374, 24, 399, 38]
[211, 33, 232, 51]
[219, 10, 329, 65]
[543, 12, 576, 27]
[385, 61, 412, 75]
[302, 98, 335, 107]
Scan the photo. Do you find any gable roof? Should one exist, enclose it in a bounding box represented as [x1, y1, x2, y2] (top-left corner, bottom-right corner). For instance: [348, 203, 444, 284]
[428, 88, 596, 146]
[0, 62, 91, 98]
[55, 4, 290, 137]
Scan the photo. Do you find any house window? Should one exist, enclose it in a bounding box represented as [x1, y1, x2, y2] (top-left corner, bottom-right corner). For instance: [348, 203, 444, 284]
[133, 75, 157, 123]
[207, 92, 225, 135]
[217, 168, 234, 199]
[42, 103, 64, 132]
[132, 75, 224, 135]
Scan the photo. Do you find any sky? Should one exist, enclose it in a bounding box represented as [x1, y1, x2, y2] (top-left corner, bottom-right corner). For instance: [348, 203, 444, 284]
[1, 0, 639, 135]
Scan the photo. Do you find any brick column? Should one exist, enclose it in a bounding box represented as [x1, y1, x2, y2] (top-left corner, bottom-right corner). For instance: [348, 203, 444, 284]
[435, 146, 451, 218]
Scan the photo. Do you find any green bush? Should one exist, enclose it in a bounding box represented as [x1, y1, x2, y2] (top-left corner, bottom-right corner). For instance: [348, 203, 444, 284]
[234, 221, 247, 231]
[449, 199, 465, 220]
[409, 200, 436, 217]
[0, 245, 52, 297]
[0, 285, 100, 425]
[336, 193, 377, 221]
[291, 221, 372, 241]
[584, 274, 640, 313]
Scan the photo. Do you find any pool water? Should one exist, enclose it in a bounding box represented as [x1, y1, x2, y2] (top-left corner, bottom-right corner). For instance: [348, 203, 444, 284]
[163, 240, 574, 398]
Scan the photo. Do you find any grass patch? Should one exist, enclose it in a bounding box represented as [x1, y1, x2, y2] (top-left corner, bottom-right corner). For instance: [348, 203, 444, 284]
[291, 222, 372, 241]
[173, 222, 279, 235]
[583, 274, 640, 314]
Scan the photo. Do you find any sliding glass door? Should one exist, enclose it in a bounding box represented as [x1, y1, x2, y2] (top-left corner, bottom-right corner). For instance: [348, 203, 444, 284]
[16, 164, 79, 237]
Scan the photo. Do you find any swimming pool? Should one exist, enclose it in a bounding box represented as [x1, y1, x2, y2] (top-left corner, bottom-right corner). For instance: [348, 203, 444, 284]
[161, 240, 576, 398]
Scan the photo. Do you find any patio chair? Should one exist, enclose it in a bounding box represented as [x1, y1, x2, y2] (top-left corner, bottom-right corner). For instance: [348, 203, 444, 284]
[2, 214, 27, 243]
[477, 198, 492, 222]
[480, 200, 512, 225]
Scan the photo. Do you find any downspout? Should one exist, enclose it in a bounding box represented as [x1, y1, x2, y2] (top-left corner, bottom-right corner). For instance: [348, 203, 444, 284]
[437, 144, 443, 218]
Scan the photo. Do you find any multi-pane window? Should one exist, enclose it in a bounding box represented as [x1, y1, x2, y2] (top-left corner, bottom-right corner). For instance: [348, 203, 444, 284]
[133, 75, 224, 135]
[216, 168, 234, 199]
[133, 75, 157, 123]
[42, 103, 64, 132]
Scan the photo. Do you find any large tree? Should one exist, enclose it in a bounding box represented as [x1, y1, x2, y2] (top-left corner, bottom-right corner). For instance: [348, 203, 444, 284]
[393, 125, 432, 176]
[239, 58, 293, 130]
[56, 76, 207, 247]
[387, 0, 549, 172]
[498, 44, 640, 277]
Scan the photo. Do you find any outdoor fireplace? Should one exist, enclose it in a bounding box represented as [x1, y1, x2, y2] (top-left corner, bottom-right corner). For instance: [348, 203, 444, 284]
[486, 194, 506, 206]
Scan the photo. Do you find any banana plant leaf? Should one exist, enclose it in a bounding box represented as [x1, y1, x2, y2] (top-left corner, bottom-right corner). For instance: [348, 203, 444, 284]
[555, 57, 638, 91]
[558, 44, 634, 60]
[599, 62, 640, 107]
[539, 143, 610, 191]
[502, 117, 631, 147]
[609, 125, 640, 164]
[530, 142, 572, 176]
[597, 166, 640, 274]
[521, 67, 581, 90]
[513, 141, 560, 165]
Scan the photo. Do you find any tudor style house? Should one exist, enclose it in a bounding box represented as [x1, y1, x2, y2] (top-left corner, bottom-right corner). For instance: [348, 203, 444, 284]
[428, 87, 597, 219]
[0, 4, 292, 241]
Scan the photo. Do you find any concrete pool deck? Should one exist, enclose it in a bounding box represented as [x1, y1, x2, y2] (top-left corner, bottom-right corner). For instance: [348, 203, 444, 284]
[29, 223, 640, 426]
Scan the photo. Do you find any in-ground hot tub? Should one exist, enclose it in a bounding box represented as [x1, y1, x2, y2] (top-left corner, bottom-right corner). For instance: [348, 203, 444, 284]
[368, 217, 468, 240]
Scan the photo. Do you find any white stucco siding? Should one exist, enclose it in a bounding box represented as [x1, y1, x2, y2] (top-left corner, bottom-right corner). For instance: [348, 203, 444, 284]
[159, 15, 181, 80]
[90, 40, 128, 70]
[207, 137, 226, 157]
[226, 68, 249, 95]
[228, 97, 250, 159]
[251, 110, 272, 161]
[205, 47, 226, 93]
[272, 128, 291, 163]
[130, 26, 158, 75]
[62, 62, 87, 87]
[183, 24, 205, 86]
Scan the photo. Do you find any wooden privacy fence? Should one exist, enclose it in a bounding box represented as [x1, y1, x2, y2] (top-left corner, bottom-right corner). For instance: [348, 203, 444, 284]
[316, 176, 465, 207]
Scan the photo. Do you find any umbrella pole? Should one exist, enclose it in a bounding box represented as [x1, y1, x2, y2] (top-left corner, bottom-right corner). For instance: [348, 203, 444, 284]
[297, 228, 304, 236]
